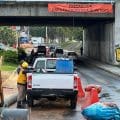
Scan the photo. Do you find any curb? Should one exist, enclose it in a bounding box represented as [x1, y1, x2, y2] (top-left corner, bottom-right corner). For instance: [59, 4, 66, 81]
[82, 57, 120, 78]
[87, 62, 120, 78]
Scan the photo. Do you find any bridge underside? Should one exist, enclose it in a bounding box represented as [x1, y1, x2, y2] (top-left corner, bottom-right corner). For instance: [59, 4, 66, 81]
[0, 16, 114, 26]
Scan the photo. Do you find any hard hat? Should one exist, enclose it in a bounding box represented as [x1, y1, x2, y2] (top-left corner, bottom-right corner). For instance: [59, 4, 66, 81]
[21, 62, 28, 68]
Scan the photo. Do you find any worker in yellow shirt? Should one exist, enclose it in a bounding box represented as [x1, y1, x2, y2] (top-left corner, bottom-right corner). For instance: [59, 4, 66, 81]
[17, 61, 28, 108]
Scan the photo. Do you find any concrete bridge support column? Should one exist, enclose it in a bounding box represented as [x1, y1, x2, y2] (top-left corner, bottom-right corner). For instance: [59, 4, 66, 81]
[83, 22, 114, 64]
[114, 0, 120, 64]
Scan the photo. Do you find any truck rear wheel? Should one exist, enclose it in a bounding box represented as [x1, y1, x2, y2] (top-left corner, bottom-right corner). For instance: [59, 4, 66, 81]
[70, 95, 77, 109]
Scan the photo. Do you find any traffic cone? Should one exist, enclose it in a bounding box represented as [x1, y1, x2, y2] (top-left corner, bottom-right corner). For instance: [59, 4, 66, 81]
[85, 84, 102, 94]
[77, 77, 85, 98]
[90, 88, 99, 104]
[80, 88, 99, 110]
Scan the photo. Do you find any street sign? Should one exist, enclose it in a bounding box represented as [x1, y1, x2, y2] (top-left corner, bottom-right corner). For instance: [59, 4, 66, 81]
[116, 48, 120, 62]
[48, 3, 113, 13]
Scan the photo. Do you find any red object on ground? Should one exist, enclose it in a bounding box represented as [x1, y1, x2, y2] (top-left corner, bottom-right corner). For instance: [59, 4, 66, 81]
[81, 88, 99, 110]
[90, 88, 99, 104]
[85, 84, 102, 93]
[77, 77, 85, 98]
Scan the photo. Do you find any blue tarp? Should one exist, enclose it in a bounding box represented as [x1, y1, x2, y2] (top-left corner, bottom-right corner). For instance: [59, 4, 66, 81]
[82, 102, 120, 120]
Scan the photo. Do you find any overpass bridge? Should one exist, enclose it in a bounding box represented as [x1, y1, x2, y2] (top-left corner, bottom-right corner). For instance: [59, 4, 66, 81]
[0, 0, 115, 25]
[0, 0, 120, 65]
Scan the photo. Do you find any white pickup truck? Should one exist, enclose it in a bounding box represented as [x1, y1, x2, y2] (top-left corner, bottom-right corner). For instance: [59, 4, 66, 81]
[27, 58, 79, 109]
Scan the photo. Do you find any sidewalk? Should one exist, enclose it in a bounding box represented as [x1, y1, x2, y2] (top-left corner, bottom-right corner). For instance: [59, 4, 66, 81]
[81, 57, 120, 77]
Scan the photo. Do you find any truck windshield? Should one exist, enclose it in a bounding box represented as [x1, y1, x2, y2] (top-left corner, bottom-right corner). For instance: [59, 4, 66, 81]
[46, 59, 56, 69]
[34, 60, 45, 69]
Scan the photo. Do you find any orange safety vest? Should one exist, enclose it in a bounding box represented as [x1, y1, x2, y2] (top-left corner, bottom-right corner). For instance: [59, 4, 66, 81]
[17, 69, 27, 85]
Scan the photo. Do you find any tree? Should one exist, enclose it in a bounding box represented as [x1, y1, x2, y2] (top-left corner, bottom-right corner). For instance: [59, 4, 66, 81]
[29, 26, 46, 38]
[0, 26, 17, 46]
[29, 26, 83, 43]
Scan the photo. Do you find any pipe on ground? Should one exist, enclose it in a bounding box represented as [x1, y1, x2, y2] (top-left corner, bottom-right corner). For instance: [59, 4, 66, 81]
[1, 108, 30, 120]
[3, 93, 17, 107]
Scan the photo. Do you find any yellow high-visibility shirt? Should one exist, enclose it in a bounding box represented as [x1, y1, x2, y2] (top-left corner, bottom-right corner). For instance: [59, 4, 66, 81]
[17, 69, 27, 85]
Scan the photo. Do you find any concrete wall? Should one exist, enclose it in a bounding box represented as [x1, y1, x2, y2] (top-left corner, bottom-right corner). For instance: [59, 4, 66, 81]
[83, 1, 120, 65]
[114, 1, 120, 64]
[84, 22, 115, 64]
[115, 1, 120, 45]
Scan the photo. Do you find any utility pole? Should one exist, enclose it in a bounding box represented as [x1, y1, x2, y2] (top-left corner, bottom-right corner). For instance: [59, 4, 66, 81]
[45, 26, 48, 44]
[16, 26, 20, 48]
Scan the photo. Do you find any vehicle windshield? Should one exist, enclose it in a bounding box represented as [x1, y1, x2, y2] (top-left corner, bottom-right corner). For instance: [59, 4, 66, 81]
[56, 49, 63, 54]
[46, 59, 56, 69]
[34, 60, 45, 69]
[68, 52, 76, 56]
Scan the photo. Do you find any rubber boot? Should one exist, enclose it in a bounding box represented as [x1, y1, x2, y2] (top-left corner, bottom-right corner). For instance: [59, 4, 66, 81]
[17, 101, 22, 108]
[23, 97, 27, 104]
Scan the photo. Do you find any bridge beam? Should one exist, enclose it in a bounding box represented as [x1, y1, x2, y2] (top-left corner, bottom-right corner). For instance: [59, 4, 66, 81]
[0, 2, 114, 18]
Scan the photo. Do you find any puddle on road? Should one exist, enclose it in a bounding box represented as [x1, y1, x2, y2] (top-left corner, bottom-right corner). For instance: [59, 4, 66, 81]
[100, 93, 110, 98]
[100, 92, 113, 102]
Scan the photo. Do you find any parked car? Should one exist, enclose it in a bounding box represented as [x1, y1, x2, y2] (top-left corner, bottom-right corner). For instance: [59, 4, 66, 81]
[35, 45, 47, 57]
[53, 48, 64, 58]
[66, 51, 79, 62]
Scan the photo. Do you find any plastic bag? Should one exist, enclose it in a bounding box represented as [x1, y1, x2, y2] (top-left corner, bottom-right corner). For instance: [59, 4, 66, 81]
[81, 102, 120, 120]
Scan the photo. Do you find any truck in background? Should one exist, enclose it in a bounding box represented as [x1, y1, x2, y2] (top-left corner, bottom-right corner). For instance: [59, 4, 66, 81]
[31, 37, 44, 47]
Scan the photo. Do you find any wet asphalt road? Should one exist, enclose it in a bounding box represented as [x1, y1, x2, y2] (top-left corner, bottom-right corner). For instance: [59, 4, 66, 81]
[78, 59, 120, 108]
[30, 99, 85, 120]
[11, 59, 120, 120]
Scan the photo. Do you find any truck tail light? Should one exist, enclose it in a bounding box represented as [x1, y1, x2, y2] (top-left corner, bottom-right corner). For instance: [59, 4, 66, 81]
[27, 73, 32, 89]
[74, 76, 78, 89]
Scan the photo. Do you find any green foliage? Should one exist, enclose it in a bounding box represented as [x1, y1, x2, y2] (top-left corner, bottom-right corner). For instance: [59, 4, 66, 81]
[3, 50, 18, 64]
[18, 47, 27, 62]
[0, 26, 17, 46]
[29, 26, 83, 43]
[73, 27, 83, 41]
[0, 50, 5, 56]
[1, 62, 17, 71]
[18, 47, 26, 56]
[29, 26, 46, 38]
